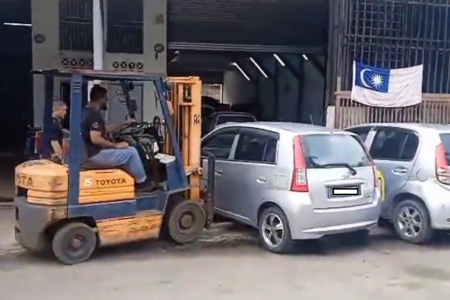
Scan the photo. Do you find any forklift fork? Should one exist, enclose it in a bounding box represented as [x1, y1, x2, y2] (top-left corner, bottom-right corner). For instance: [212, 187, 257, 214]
[204, 155, 216, 229]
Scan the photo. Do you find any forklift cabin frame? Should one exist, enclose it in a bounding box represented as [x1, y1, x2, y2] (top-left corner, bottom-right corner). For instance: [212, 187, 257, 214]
[33, 69, 188, 219]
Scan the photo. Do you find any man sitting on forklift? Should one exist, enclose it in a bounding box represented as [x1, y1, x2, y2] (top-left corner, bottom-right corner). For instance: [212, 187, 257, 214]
[81, 85, 152, 191]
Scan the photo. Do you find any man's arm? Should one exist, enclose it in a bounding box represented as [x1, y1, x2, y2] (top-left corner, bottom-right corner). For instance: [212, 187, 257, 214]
[90, 131, 117, 148]
[105, 121, 127, 133]
[49, 122, 63, 158]
[50, 141, 62, 158]
[88, 115, 117, 148]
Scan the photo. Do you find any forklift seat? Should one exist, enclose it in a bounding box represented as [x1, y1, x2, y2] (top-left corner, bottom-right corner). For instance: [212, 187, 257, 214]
[79, 161, 118, 171]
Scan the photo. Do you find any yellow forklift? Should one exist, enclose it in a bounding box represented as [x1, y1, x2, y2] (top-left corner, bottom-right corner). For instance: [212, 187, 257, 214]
[14, 69, 214, 264]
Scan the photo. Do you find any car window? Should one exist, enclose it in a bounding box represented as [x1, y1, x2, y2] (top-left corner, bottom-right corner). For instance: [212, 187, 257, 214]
[233, 131, 278, 163]
[215, 115, 256, 126]
[301, 134, 371, 168]
[201, 128, 238, 159]
[346, 127, 371, 142]
[370, 128, 419, 161]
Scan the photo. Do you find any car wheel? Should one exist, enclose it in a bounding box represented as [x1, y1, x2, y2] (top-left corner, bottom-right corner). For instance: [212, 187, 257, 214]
[52, 222, 97, 265]
[392, 199, 434, 244]
[258, 206, 295, 254]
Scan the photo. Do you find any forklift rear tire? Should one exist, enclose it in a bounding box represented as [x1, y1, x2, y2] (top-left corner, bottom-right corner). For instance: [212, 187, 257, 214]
[52, 222, 97, 265]
[168, 201, 206, 244]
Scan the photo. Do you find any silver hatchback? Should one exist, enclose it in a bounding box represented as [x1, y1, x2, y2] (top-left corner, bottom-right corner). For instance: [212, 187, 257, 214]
[202, 122, 381, 253]
[346, 123, 450, 244]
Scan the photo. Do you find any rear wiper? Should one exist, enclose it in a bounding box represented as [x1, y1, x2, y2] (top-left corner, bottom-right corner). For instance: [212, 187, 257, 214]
[316, 163, 357, 175]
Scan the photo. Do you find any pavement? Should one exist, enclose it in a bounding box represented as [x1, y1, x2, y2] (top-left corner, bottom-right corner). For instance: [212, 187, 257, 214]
[1, 206, 450, 300]
[0, 152, 22, 202]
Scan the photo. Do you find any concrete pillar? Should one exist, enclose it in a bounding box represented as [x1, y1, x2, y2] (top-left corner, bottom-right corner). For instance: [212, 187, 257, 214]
[143, 0, 167, 121]
[31, 0, 59, 126]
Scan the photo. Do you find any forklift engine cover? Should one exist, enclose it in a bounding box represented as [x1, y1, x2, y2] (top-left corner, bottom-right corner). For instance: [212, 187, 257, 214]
[15, 160, 135, 205]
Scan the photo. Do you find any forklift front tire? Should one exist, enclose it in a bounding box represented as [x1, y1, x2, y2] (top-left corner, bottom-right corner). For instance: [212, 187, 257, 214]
[168, 200, 206, 244]
[52, 222, 97, 265]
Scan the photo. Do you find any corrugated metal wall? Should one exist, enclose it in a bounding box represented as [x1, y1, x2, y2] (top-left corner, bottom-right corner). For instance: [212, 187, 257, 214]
[336, 0, 450, 94]
[168, 0, 328, 51]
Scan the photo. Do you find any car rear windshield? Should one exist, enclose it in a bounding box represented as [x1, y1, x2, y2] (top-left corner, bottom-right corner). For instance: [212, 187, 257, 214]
[301, 134, 371, 169]
[439, 134, 450, 164]
[216, 115, 256, 126]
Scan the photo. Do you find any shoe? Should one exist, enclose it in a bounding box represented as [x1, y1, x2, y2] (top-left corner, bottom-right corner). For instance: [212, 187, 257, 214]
[135, 181, 160, 192]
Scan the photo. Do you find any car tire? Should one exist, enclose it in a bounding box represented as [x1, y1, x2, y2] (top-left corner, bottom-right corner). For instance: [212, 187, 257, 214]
[392, 199, 434, 244]
[52, 222, 97, 265]
[258, 206, 295, 254]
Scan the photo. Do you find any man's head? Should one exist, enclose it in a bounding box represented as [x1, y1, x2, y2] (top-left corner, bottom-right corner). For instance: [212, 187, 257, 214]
[89, 85, 108, 110]
[52, 100, 67, 120]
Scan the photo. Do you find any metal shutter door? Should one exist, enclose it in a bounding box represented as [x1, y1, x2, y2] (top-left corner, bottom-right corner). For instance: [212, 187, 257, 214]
[168, 0, 327, 52]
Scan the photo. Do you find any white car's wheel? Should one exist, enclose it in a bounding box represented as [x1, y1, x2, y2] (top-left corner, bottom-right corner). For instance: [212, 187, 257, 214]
[392, 199, 434, 244]
[258, 206, 295, 254]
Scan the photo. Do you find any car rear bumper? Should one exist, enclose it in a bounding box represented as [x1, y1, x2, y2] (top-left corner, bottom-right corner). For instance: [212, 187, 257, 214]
[419, 182, 450, 230]
[282, 193, 380, 240]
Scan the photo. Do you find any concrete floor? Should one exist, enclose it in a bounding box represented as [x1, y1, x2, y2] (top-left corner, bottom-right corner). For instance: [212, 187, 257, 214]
[0, 153, 22, 201]
[1, 208, 450, 300]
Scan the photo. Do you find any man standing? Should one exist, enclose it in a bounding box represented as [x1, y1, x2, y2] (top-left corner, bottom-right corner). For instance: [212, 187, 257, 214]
[49, 100, 67, 162]
[81, 85, 152, 191]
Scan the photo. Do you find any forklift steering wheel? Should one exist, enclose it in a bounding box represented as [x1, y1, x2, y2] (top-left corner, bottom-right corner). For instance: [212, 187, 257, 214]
[118, 122, 149, 135]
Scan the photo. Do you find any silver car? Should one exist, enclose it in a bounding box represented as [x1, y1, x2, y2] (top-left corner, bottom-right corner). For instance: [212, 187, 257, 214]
[346, 123, 450, 244]
[202, 122, 381, 253]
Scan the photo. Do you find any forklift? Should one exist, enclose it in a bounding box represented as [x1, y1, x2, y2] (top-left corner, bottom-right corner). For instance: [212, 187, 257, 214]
[14, 69, 215, 265]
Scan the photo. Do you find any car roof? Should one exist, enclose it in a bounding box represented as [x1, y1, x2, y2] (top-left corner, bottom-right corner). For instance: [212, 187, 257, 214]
[219, 122, 349, 134]
[212, 111, 255, 117]
[347, 123, 450, 134]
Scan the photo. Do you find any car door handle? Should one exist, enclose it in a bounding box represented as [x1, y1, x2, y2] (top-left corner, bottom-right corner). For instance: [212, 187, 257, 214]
[215, 169, 223, 176]
[256, 176, 266, 183]
[392, 167, 408, 175]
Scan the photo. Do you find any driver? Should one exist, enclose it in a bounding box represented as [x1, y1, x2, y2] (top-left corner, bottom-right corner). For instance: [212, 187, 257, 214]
[81, 85, 153, 191]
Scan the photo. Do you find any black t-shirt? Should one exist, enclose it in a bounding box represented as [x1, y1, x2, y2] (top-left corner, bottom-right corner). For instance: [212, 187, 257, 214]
[49, 117, 63, 155]
[81, 107, 106, 157]
[50, 117, 63, 145]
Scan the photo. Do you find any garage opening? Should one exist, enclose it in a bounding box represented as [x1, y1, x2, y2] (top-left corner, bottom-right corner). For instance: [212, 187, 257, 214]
[0, 0, 32, 201]
[167, 0, 329, 125]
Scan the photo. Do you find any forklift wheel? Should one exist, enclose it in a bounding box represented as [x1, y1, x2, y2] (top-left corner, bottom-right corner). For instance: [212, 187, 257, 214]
[52, 222, 97, 265]
[168, 201, 206, 244]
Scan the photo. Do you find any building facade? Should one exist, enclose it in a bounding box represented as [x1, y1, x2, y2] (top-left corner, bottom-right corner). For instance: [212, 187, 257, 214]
[32, 0, 167, 125]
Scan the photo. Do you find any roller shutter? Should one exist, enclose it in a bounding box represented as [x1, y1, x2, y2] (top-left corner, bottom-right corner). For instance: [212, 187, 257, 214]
[168, 0, 326, 53]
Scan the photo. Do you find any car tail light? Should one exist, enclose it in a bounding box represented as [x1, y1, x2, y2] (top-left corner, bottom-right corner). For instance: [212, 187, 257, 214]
[291, 136, 308, 192]
[436, 143, 450, 184]
[357, 137, 378, 188]
[373, 164, 380, 188]
[367, 153, 379, 188]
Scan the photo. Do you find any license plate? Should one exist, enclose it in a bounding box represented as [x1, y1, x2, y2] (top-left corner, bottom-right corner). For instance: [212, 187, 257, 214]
[331, 187, 360, 196]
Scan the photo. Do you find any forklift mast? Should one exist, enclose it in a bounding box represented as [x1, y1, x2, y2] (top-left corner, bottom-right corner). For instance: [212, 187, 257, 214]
[165, 77, 202, 201]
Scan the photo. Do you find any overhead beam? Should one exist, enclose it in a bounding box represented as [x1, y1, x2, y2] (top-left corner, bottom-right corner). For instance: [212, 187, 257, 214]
[168, 42, 323, 54]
